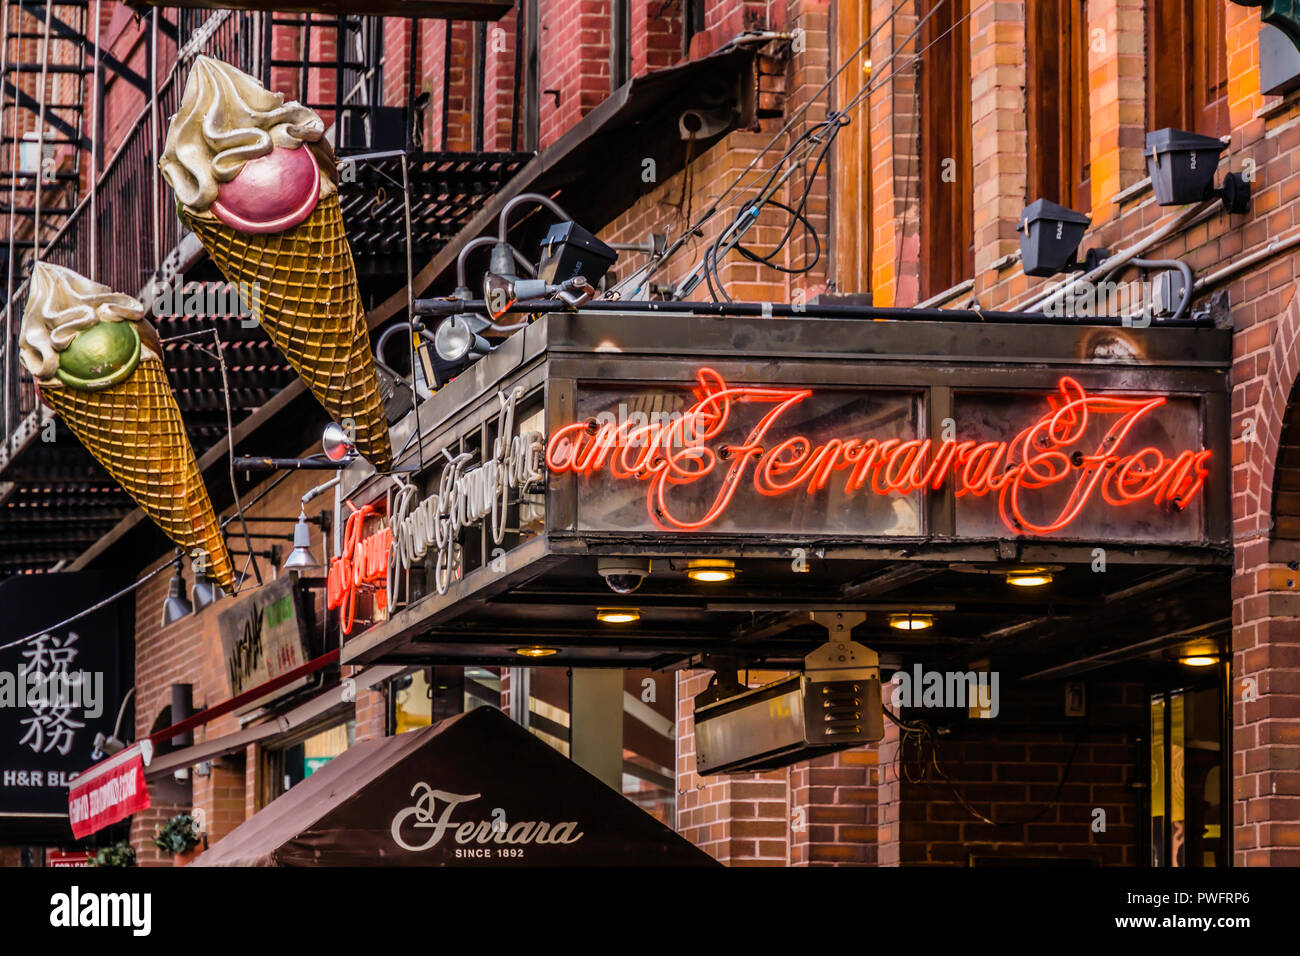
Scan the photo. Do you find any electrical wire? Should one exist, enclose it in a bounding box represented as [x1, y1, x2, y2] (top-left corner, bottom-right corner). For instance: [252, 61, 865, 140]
[882, 704, 1087, 827]
[0, 560, 172, 653]
[611, 0, 915, 299]
[688, 1, 960, 300]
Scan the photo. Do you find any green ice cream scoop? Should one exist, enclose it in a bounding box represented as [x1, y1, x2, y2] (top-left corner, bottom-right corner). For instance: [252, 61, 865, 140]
[55, 320, 141, 390]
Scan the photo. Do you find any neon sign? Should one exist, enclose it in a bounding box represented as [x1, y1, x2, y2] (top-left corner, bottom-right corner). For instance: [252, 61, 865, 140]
[327, 500, 391, 634]
[545, 367, 1212, 536]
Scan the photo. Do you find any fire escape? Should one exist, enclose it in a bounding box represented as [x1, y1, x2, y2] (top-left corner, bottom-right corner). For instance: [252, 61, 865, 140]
[0, 5, 530, 577]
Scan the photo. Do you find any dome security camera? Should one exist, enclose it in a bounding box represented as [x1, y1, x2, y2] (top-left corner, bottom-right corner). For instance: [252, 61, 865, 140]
[598, 557, 651, 595]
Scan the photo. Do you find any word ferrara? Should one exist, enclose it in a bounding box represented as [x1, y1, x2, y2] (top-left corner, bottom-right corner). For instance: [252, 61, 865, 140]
[390, 387, 544, 596]
[547, 368, 1212, 535]
[391, 784, 584, 852]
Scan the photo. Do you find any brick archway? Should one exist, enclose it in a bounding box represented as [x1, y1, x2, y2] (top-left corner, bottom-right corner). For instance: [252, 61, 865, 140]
[1231, 279, 1300, 866]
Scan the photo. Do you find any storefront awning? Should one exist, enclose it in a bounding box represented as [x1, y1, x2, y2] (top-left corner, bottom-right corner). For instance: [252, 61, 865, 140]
[194, 706, 717, 866]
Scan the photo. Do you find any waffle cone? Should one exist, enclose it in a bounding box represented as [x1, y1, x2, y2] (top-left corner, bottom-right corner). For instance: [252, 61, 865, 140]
[185, 194, 393, 471]
[42, 359, 235, 593]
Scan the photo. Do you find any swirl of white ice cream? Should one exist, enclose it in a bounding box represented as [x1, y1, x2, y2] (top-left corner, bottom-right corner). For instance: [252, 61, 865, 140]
[160, 55, 326, 212]
[19, 262, 156, 382]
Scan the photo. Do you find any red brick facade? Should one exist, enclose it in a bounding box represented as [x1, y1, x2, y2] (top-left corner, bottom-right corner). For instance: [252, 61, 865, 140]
[6, 0, 1299, 869]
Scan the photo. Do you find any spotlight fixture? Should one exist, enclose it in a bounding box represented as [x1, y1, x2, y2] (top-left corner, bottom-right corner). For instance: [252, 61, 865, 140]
[160, 558, 193, 627]
[321, 422, 356, 463]
[282, 511, 321, 571]
[433, 312, 493, 363]
[91, 732, 126, 760]
[597, 608, 640, 625]
[686, 558, 737, 583]
[1146, 128, 1250, 213]
[1017, 199, 1105, 277]
[191, 568, 223, 610]
[597, 557, 650, 595]
[1180, 655, 1219, 667]
[1006, 568, 1054, 588]
[515, 646, 559, 658]
[888, 612, 933, 631]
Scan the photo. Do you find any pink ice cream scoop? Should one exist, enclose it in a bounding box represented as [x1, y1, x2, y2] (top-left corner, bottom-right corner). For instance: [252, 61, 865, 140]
[210, 143, 321, 234]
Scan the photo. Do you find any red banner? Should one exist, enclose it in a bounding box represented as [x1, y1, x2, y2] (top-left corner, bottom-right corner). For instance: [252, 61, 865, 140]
[67, 741, 152, 839]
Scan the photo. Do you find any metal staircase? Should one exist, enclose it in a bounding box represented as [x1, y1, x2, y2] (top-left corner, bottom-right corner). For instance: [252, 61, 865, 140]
[0, 0, 93, 289]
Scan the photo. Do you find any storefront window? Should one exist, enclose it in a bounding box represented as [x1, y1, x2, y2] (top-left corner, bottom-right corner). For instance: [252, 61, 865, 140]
[389, 666, 505, 735]
[508, 667, 676, 824]
[1149, 685, 1225, 867]
[392, 669, 433, 734]
[622, 669, 675, 827]
[275, 720, 355, 796]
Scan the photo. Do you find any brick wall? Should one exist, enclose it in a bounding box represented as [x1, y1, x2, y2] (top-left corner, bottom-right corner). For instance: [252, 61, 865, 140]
[837, 0, 1300, 863]
[538, 0, 612, 149]
[888, 682, 1143, 866]
[125, 454, 380, 864]
[676, 669, 881, 865]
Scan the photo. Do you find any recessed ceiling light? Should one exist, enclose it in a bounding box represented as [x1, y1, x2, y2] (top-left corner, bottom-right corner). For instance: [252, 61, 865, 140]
[1006, 568, 1053, 588]
[686, 559, 736, 583]
[515, 646, 558, 658]
[1179, 655, 1218, 667]
[597, 607, 640, 624]
[889, 613, 933, 631]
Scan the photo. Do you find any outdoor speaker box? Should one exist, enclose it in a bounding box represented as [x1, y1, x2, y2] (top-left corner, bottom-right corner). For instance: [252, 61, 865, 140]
[536, 220, 618, 286]
[694, 641, 882, 775]
[1017, 198, 1091, 277]
[1145, 128, 1226, 206]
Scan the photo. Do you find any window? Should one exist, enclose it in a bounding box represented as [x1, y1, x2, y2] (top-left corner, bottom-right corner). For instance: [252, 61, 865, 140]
[1027, 1, 1091, 213]
[1147, 0, 1228, 136]
[261, 718, 355, 804]
[919, 0, 973, 298]
[1148, 684, 1226, 867]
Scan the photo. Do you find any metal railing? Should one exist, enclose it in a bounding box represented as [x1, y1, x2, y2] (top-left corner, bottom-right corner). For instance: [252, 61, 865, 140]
[0, 10, 261, 467]
[0, 8, 502, 473]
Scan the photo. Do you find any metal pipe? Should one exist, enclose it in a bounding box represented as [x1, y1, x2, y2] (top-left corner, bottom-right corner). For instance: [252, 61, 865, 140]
[234, 456, 351, 471]
[33, 0, 51, 259]
[1193, 225, 1300, 294]
[89, 0, 100, 280]
[410, 296, 1217, 327]
[497, 190, 573, 241]
[150, 9, 160, 272]
[1020, 199, 1218, 314]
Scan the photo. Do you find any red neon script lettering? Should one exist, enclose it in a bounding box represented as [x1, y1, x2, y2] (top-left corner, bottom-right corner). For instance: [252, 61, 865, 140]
[327, 500, 391, 634]
[544, 369, 1212, 535]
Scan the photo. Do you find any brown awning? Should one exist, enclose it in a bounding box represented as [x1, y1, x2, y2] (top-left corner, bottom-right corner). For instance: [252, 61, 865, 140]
[193, 706, 717, 866]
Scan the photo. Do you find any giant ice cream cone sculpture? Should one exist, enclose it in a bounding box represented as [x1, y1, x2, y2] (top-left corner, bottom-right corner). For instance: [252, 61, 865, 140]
[160, 56, 392, 472]
[19, 263, 235, 592]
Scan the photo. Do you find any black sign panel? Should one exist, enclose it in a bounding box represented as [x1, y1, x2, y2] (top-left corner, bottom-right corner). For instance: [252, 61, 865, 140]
[0, 573, 131, 818]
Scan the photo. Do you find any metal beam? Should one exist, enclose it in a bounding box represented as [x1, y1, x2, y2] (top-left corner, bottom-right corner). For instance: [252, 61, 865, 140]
[1, 80, 90, 150]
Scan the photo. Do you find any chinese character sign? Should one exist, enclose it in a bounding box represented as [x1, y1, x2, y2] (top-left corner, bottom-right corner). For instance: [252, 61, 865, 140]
[0, 573, 129, 817]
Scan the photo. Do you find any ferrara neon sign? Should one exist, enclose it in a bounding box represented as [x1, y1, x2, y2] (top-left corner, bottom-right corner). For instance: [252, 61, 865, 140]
[544, 367, 1212, 536]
